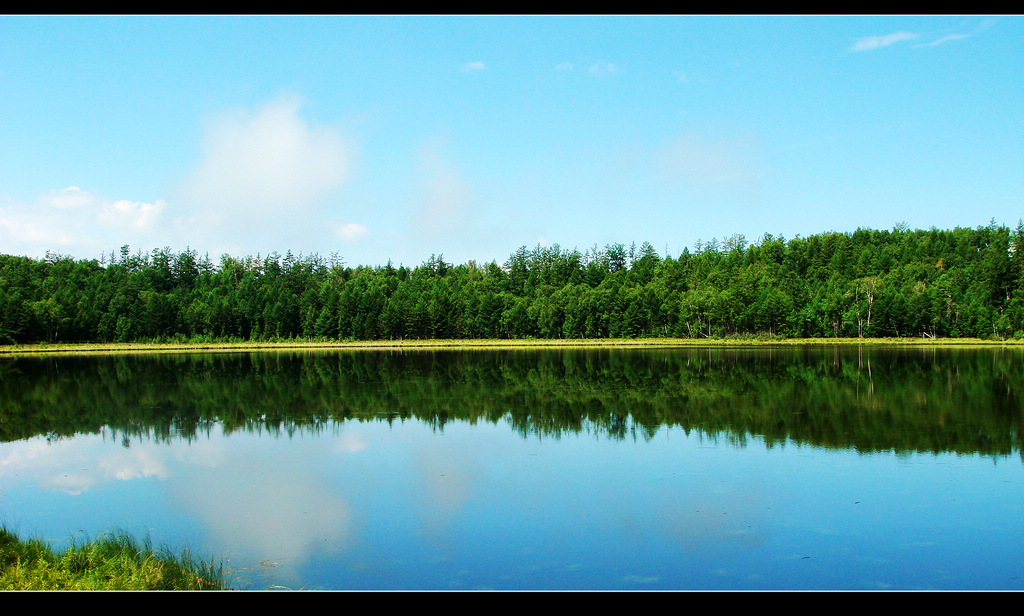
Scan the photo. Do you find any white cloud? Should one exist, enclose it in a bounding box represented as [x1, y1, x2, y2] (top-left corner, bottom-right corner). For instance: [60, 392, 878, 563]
[850, 31, 918, 52]
[175, 94, 354, 236]
[589, 61, 620, 75]
[915, 18, 996, 47]
[555, 62, 574, 71]
[461, 60, 486, 72]
[923, 33, 970, 47]
[332, 221, 368, 242]
[853, 20, 995, 53]
[1, 95, 360, 260]
[412, 136, 475, 242]
[39, 186, 98, 209]
[0, 207, 77, 246]
[98, 198, 167, 231]
[655, 132, 765, 194]
[0, 187, 166, 257]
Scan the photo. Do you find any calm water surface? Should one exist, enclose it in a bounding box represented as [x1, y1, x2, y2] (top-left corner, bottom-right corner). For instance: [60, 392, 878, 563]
[1, 346, 1023, 590]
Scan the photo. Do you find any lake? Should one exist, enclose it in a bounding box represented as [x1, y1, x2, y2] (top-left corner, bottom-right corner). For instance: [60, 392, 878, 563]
[1, 345, 1023, 590]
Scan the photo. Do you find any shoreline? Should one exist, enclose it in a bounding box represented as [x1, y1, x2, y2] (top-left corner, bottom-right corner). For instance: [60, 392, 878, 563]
[2, 336, 1023, 356]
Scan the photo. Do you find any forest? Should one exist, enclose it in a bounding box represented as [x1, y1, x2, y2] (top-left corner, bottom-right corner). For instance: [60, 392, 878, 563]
[2, 221, 1024, 345]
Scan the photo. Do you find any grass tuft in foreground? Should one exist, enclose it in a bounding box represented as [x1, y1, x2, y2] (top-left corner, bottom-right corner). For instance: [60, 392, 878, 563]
[0, 527, 229, 590]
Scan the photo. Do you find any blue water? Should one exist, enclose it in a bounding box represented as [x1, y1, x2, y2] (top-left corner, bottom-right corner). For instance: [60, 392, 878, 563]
[2, 415, 1022, 590]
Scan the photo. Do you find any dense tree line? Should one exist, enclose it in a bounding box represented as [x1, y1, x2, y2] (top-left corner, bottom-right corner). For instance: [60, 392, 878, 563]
[3, 221, 1024, 344]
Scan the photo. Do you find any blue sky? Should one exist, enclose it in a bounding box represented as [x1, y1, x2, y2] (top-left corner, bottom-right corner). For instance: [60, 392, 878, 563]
[1, 15, 1021, 267]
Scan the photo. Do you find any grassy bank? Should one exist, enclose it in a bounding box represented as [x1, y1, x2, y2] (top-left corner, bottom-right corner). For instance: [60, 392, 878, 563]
[0, 527, 229, 590]
[1, 336, 1023, 356]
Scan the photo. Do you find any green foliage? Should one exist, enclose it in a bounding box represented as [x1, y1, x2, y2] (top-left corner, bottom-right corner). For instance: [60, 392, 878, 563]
[2, 223, 1023, 345]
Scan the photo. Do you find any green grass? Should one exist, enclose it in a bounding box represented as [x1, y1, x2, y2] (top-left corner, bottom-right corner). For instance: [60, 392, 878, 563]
[0, 527, 230, 590]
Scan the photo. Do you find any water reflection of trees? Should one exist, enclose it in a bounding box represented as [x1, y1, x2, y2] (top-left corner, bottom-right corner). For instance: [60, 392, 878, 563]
[1, 346, 1022, 458]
